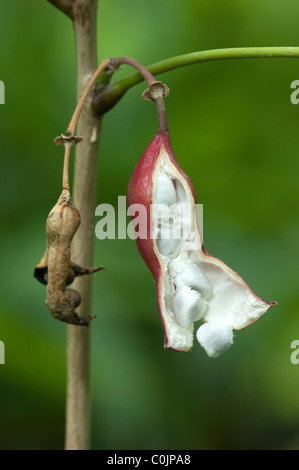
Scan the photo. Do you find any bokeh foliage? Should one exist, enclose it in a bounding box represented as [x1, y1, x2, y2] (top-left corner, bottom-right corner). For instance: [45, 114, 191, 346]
[0, 0, 299, 449]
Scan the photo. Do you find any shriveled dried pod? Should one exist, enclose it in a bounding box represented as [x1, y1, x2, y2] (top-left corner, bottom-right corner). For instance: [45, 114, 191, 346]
[34, 61, 113, 327]
[35, 189, 103, 326]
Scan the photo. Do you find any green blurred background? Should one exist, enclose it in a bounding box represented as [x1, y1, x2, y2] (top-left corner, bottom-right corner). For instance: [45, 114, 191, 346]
[1, 0, 299, 450]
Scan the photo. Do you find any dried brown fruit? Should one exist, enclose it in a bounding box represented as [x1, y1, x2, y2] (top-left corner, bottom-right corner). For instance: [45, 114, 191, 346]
[35, 189, 103, 326]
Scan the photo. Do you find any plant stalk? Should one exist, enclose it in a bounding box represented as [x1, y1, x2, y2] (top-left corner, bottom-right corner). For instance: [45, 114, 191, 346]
[65, 0, 100, 450]
[93, 46, 299, 113]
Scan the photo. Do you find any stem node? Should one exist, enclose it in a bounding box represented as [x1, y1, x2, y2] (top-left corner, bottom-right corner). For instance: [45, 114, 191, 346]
[142, 81, 169, 102]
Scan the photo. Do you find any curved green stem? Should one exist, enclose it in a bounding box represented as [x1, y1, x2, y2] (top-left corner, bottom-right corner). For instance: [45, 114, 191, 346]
[93, 46, 299, 113]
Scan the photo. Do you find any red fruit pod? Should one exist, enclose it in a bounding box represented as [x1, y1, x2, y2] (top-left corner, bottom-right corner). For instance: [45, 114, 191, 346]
[127, 129, 276, 355]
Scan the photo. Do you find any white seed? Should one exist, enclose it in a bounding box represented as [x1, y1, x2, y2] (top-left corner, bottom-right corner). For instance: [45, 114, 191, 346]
[171, 261, 212, 298]
[173, 287, 207, 328]
[156, 218, 181, 259]
[157, 235, 181, 259]
[169, 259, 212, 297]
[196, 322, 234, 358]
[155, 174, 177, 206]
[155, 204, 174, 227]
[174, 179, 187, 202]
[182, 265, 211, 297]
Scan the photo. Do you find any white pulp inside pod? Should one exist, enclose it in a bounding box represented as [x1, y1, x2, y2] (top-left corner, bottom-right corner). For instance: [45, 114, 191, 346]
[152, 147, 216, 352]
[151, 146, 271, 355]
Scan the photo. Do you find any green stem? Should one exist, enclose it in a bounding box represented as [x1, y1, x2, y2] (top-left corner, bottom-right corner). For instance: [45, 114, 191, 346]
[93, 46, 299, 113]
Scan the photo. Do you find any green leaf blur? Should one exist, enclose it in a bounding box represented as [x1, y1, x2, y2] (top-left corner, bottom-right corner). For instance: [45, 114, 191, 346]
[0, 0, 299, 450]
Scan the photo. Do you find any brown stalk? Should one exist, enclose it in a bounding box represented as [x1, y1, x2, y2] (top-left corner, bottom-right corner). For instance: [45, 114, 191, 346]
[47, 0, 74, 19]
[65, 0, 102, 451]
[112, 57, 170, 132]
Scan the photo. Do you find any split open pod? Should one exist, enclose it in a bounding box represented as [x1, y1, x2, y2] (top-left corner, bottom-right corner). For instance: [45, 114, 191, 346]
[127, 129, 276, 357]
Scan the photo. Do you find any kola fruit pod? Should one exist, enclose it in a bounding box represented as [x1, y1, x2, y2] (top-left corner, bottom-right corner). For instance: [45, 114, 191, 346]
[127, 129, 276, 356]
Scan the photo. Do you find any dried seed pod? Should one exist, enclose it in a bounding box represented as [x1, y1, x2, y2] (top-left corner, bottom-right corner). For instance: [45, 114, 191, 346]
[35, 189, 104, 326]
[33, 60, 112, 326]
[127, 129, 276, 354]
